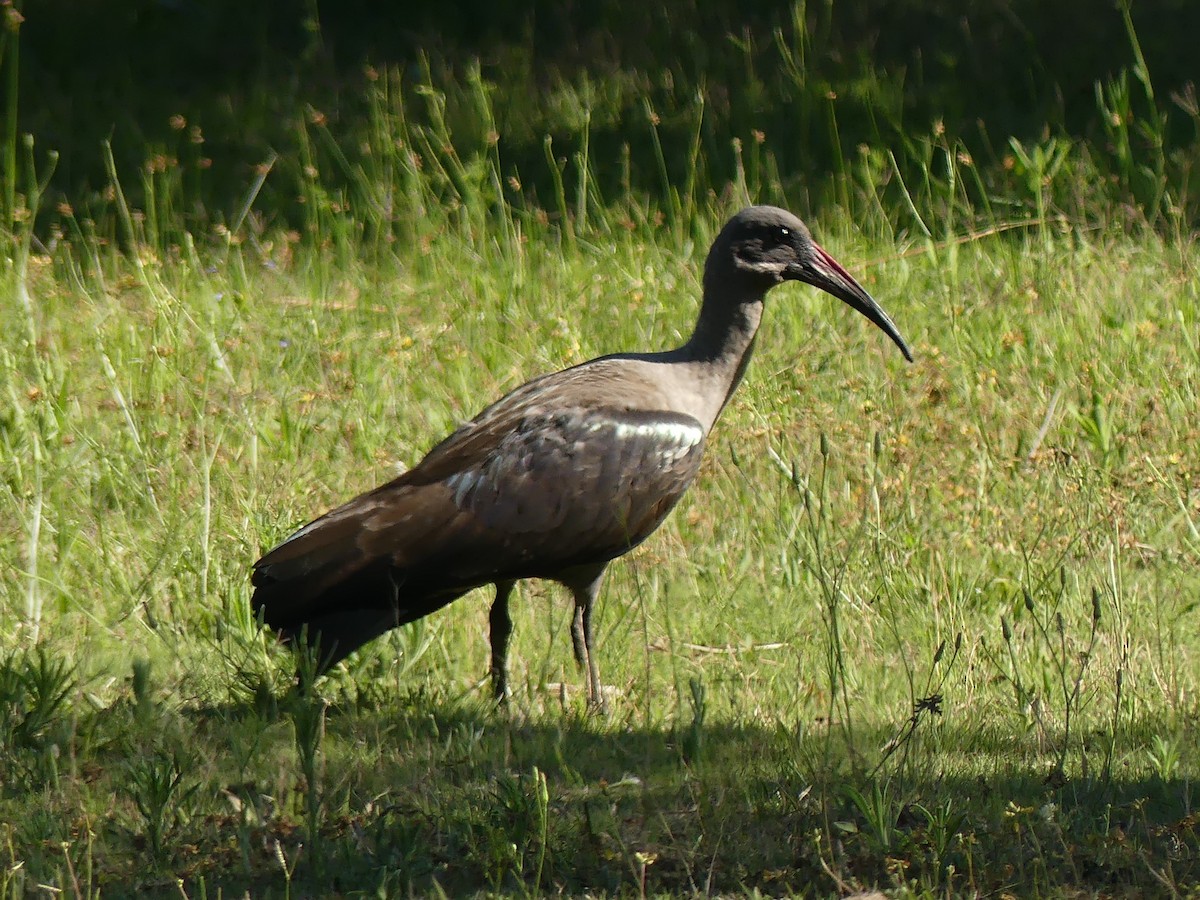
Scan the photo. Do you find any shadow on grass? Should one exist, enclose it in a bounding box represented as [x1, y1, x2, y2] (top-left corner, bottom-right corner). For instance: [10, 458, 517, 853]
[153, 687, 1200, 897]
[4, 677, 1196, 896]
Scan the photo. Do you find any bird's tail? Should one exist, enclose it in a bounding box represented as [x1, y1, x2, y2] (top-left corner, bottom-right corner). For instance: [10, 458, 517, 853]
[252, 558, 403, 673]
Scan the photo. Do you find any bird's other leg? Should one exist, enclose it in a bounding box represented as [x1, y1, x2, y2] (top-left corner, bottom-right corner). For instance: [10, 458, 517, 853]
[489, 580, 516, 703]
[564, 564, 608, 713]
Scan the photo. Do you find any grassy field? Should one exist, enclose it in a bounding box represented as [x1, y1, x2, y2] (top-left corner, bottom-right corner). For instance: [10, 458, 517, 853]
[2, 39, 1200, 900]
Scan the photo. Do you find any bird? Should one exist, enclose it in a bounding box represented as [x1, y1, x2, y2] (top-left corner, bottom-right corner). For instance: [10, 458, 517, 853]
[250, 205, 911, 710]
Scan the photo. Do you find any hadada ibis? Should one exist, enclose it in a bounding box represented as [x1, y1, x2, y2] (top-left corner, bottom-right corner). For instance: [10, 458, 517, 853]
[251, 206, 911, 709]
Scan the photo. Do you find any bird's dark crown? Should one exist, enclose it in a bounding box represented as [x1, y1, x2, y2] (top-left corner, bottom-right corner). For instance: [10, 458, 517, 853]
[706, 205, 816, 292]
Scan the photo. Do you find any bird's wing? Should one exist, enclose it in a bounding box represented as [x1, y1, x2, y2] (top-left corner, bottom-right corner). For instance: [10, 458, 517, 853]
[251, 402, 706, 627]
[433, 404, 707, 558]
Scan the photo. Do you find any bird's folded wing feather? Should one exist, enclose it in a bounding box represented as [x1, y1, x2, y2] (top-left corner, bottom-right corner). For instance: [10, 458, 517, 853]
[251, 403, 707, 620]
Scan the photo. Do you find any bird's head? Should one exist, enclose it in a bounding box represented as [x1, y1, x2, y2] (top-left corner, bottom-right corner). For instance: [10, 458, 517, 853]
[707, 205, 913, 361]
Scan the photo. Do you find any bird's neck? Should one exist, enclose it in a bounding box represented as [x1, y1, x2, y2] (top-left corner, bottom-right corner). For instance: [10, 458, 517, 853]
[673, 285, 766, 429]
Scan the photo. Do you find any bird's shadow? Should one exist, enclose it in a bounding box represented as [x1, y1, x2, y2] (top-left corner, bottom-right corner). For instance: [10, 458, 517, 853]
[171, 682, 1200, 895]
[196, 681, 1200, 817]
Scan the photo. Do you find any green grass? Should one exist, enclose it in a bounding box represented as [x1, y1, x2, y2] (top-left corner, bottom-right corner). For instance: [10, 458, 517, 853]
[2, 31, 1200, 896]
[2, 189, 1199, 896]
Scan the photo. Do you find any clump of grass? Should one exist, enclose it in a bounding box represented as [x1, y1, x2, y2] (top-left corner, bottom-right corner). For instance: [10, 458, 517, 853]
[0, 645, 75, 792]
[122, 746, 198, 865]
[980, 574, 1106, 783]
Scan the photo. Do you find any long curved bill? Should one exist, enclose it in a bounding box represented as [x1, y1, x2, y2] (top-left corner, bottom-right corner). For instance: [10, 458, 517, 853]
[803, 243, 913, 362]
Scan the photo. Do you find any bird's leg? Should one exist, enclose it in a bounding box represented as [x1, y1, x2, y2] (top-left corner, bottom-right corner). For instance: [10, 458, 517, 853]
[565, 564, 608, 713]
[490, 580, 516, 703]
[569, 604, 588, 669]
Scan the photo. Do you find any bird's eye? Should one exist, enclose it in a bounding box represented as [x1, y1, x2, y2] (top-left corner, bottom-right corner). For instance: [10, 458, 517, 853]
[775, 225, 791, 242]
